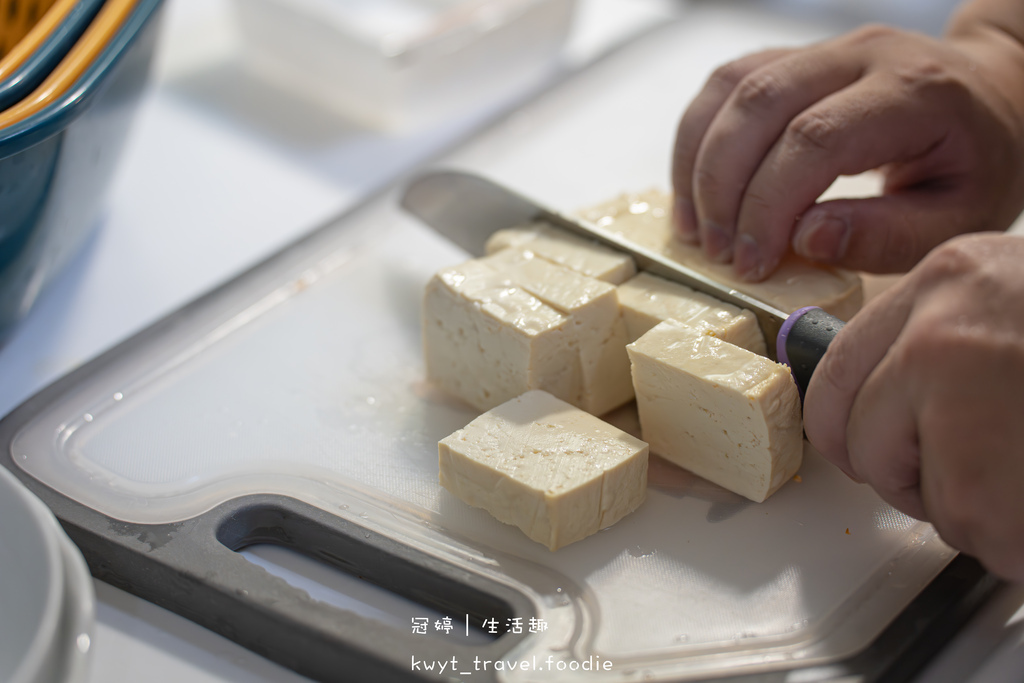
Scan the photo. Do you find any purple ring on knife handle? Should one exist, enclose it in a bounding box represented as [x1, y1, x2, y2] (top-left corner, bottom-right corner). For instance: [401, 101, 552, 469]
[776, 306, 820, 368]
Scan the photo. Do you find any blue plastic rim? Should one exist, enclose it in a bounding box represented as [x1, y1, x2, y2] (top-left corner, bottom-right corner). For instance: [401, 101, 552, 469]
[0, 0, 166, 155]
[0, 0, 166, 347]
[0, 0, 107, 111]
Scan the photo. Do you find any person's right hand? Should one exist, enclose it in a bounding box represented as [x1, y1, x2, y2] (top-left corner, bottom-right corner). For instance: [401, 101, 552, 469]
[805, 232, 1024, 581]
[671, 19, 1024, 281]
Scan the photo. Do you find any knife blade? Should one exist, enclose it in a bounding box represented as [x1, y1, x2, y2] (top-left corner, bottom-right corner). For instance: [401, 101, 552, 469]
[400, 169, 843, 392]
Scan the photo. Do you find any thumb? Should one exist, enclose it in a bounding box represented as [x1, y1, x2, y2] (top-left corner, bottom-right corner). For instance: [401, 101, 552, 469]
[791, 193, 980, 273]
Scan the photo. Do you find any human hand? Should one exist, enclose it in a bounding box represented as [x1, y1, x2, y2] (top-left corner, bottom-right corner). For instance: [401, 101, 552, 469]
[671, 22, 1024, 281]
[804, 232, 1024, 581]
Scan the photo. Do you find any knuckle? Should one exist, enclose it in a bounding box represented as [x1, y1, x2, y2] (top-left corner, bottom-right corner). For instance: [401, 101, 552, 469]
[845, 23, 900, 46]
[707, 60, 750, 92]
[740, 188, 776, 217]
[892, 324, 946, 366]
[895, 58, 947, 85]
[892, 59, 965, 99]
[693, 167, 725, 200]
[916, 236, 985, 285]
[786, 110, 841, 153]
[732, 70, 788, 113]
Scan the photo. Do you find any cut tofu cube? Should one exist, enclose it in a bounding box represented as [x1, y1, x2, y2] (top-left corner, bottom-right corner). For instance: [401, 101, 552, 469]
[580, 190, 863, 320]
[484, 221, 637, 285]
[423, 250, 633, 415]
[617, 272, 766, 355]
[439, 390, 649, 550]
[627, 320, 802, 503]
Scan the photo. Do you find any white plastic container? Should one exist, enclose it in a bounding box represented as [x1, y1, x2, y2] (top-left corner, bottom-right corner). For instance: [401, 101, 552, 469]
[233, 0, 578, 130]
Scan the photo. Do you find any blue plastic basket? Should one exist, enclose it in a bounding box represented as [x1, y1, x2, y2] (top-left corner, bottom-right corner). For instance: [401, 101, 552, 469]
[0, 0, 165, 347]
[0, 0, 107, 111]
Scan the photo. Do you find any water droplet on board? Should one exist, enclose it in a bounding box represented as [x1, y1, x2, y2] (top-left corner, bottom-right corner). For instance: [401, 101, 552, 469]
[76, 634, 91, 653]
[628, 544, 656, 558]
[113, 392, 123, 401]
[83, 413, 93, 422]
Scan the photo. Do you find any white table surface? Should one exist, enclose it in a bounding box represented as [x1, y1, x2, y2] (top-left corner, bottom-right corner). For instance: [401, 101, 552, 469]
[2, 0, 1023, 681]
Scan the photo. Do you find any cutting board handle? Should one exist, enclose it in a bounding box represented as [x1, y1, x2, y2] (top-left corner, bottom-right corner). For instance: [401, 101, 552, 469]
[71, 494, 535, 683]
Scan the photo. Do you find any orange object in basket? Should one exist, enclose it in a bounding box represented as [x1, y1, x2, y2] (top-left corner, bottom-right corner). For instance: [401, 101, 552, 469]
[0, 0, 59, 58]
[0, 0, 138, 129]
[0, 0, 78, 76]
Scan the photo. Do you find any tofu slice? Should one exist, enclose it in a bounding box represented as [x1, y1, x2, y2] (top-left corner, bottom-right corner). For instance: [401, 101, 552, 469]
[580, 190, 863, 320]
[627, 320, 802, 502]
[439, 390, 648, 550]
[617, 271, 766, 355]
[484, 221, 637, 285]
[422, 250, 633, 415]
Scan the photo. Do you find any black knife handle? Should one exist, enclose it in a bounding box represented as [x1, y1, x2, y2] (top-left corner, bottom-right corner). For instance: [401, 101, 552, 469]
[777, 306, 845, 393]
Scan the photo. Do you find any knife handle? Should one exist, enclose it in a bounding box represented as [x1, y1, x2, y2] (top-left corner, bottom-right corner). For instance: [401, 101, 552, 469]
[777, 307, 845, 393]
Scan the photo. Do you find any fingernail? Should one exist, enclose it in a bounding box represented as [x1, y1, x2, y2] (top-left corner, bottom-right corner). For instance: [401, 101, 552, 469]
[673, 196, 699, 243]
[734, 233, 765, 281]
[794, 213, 850, 262]
[702, 222, 733, 262]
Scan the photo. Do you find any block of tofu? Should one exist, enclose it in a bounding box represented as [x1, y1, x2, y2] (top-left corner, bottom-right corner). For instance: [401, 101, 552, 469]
[627, 320, 802, 503]
[439, 390, 649, 550]
[617, 272, 766, 355]
[484, 221, 637, 285]
[580, 190, 863, 320]
[423, 250, 633, 415]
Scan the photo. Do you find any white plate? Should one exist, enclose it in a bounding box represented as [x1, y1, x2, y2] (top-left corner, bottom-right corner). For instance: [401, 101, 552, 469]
[0, 466, 64, 683]
[51, 526, 96, 683]
[0, 466, 94, 683]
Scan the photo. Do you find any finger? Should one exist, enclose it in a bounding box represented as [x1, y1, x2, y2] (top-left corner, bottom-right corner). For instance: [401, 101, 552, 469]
[733, 71, 953, 281]
[791, 190, 979, 273]
[844, 352, 925, 520]
[671, 48, 795, 243]
[690, 48, 863, 262]
[915, 338, 1024, 579]
[803, 278, 918, 478]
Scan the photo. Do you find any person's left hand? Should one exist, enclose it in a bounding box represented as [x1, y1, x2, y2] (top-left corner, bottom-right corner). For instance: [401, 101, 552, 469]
[671, 24, 1024, 281]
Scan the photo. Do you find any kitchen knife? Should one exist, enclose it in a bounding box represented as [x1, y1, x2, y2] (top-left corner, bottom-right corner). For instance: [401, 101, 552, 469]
[400, 169, 844, 393]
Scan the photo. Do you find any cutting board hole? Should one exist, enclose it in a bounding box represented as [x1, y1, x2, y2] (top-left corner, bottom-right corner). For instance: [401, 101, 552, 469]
[240, 544, 495, 644]
[216, 501, 528, 644]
